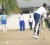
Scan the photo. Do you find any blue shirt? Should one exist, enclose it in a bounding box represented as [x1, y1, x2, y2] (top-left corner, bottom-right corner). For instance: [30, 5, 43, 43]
[1, 15, 7, 20]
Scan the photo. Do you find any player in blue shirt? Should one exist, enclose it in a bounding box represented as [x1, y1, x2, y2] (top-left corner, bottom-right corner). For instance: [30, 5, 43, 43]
[1, 12, 7, 33]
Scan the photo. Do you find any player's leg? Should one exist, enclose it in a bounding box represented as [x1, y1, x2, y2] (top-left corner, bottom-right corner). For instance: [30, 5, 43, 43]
[5, 24, 8, 33]
[20, 21, 22, 31]
[30, 22, 32, 30]
[33, 13, 38, 37]
[35, 23, 40, 39]
[2, 20, 5, 33]
[29, 22, 31, 30]
[37, 24, 40, 35]
[4, 20, 8, 33]
[33, 20, 37, 37]
[23, 21, 25, 31]
[33, 13, 40, 39]
[33, 13, 38, 35]
[2, 24, 5, 33]
[35, 15, 40, 39]
[34, 20, 39, 38]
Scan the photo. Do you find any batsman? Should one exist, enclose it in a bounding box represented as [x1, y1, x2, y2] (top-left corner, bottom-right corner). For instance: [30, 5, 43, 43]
[33, 3, 48, 39]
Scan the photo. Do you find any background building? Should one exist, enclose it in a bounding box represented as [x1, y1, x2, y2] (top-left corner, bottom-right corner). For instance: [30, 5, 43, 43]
[0, 0, 50, 14]
[17, 0, 50, 13]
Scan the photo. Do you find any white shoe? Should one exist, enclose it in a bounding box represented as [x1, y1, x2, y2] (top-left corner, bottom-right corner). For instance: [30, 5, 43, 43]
[35, 35, 40, 39]
[32, 35, 36, 38]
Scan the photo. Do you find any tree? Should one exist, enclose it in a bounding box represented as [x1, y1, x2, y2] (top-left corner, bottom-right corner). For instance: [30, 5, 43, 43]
[0, 0, 21, 14]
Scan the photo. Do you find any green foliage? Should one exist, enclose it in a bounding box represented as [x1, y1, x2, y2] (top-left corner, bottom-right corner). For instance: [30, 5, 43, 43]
[0, 0, 21, 14]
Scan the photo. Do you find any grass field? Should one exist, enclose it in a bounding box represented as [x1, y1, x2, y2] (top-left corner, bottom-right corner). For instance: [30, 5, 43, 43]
[0, 28, 50, 45]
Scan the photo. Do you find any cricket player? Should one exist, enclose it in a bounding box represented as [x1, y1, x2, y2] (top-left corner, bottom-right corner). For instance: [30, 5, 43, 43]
[28, 15, 33, 30]
[1, 12, 7, 33]
[33, 3, 47, 39]
[19, 13, 25, 31]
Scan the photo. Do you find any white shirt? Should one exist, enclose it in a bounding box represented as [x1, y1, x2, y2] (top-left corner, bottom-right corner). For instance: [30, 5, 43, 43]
[36, 7, 47, 16]
[29, 18, 33, 22]
[19, 15, 24, 21]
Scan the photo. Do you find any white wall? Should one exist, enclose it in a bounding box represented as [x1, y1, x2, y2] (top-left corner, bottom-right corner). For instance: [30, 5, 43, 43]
[0, 14, 35, 30]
